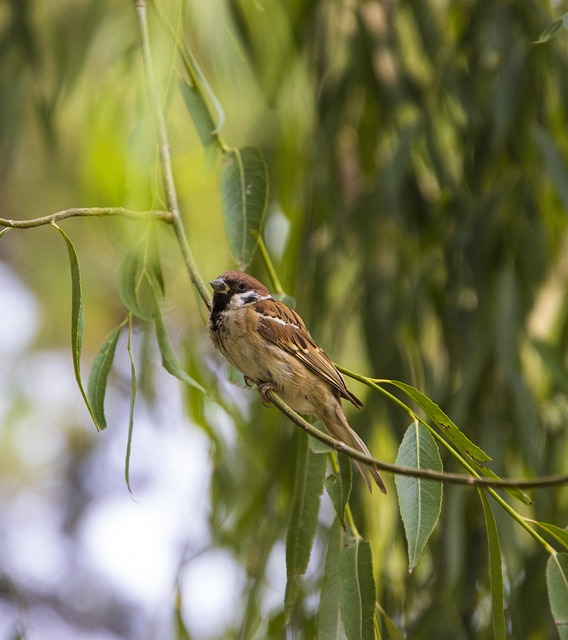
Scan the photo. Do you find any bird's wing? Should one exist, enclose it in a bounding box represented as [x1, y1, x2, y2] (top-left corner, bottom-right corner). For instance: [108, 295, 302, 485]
[254, 298, 363, 408]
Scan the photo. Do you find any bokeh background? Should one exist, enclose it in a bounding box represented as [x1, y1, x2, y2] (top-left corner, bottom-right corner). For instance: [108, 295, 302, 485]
[2, 0, 568, 638]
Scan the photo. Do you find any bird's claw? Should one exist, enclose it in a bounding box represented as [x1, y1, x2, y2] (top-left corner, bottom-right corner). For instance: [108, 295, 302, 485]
[244, 375, 255, 388]
[257, 382, 276, 406]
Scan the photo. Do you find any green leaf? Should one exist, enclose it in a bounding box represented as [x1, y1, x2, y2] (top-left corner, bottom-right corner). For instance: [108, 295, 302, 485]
[285, 432, 326, 622]
[533, 16, 565, 44]
[479, 490, 506, 640]
[117, 247, 152, 321]
[87, 324, 122, 431]
[179, 79, 216, 147]
[324, 454, 353, 527]
[394, 421, 443, 572]
[547, 553, 568, 639]
[339, 537, 376, 640]
[317, 519, 346, 640]
[147, 279, 206, 394]
[385, 380, 532, 505]
[220, 146, 269, 268]
[125, 317, 138, 493]
[0, 227, 10, 239]
[309, 420, 334, 454]
[386, 380, 491, 463]
[376, 604, 405, 640]
[53, 223, 101, 430]
[525, 519, 568, 552]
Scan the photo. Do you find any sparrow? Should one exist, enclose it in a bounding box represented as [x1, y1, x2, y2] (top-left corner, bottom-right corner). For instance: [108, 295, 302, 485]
[208, 270, 386, 493]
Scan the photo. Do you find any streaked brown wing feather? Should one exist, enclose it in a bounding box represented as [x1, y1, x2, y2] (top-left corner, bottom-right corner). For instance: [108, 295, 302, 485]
[255, 299, 363, 408]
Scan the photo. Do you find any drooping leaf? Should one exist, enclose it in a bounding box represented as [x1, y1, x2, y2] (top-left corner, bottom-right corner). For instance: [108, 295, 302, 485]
[179, 78, 216, 147]
[147, 278, 206, 394]
[384, 379, 532, 505]
[376, 603, 405, 640]
[479, 490, 506, 640]
[53, 223, 101, 430]
[533, 16, 565, 44]
[339, 537, 376, 640]
[324, 453, 353, 528]
[317, 519, 346, 640]
[0, 227, 10, 239]
[285, 432, 326, 622]
[386, 380, 491, 463]
[525, 519, 568, 552]
[117, 247, 152, 320]
[87, 324, 122, 431]
[220, 146, 268, 268]
[547, 553, 568, 639]
[395, 421, 443, 572]
[309, 420, 334, 454]
[125, 317, 138, 494]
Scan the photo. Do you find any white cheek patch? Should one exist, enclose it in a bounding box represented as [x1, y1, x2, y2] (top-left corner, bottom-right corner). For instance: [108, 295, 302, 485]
[231, 293, 272, 308]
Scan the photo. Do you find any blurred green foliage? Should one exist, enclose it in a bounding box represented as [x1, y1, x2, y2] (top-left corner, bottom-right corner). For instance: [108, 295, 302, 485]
[2, 0, 568, 638]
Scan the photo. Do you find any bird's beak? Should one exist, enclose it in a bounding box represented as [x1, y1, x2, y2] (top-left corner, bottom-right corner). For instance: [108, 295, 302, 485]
[210, 278, 230, 294]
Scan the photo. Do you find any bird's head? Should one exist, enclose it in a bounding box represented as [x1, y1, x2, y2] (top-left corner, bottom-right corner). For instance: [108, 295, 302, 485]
[209, 271, 271, 308]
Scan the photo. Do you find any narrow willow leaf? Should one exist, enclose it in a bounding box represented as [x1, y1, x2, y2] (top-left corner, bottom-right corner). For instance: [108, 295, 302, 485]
[125, 316, 137, 494]
[385, 380, 532, 505]
[479, 490, 506, 640]
[386, 380, 491, 463]
[376, 604, 405, 640]
[309, 420, 334, 454]
[53, 224, 101, 430]
[395, 421, 443, 572]
[87, 325, 122, 431]
[324, 453, 353, 527]
[479, 467, 532, 506]
[547, 553, 568, 639]
[0, 228, 10, 239]
[525, 519, 568, 552]
[317, 519, 346, 640]
[533, 16, 564, 44]
[117, 247, 152, 320]
[220, 146, 268, 268]
[179, 79, 216, 146]
[285, 433, 326, 622]
[147, 280, 206, 394]
[339, 538, 376, 640]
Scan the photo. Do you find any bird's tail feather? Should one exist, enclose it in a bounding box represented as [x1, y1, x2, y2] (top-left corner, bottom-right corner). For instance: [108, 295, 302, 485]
[322, 405, 387, 494]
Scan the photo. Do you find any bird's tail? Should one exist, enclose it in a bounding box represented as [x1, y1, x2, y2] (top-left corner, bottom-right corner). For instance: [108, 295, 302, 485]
[321, 404, 387, 494]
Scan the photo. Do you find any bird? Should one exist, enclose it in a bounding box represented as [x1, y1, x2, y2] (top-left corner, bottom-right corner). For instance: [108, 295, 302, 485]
[208, 270, 386, 493]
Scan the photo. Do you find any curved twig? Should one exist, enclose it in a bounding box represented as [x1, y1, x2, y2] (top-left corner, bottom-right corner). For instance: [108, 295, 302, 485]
[0, 207, 173, 228]
[135, 0, 212, 310]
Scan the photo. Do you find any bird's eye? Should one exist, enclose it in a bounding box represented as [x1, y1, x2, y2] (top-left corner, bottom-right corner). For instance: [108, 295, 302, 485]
[237, 281, 246, 291]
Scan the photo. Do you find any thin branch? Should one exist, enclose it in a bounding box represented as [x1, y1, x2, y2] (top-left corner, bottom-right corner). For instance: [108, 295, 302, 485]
[134, 0, 212, 310]
[267, 390, 568, 490]
[0, 207, 173, 229]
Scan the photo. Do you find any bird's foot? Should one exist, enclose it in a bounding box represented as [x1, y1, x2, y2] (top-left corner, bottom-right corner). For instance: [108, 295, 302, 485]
[257, 382, 276, 406]
[244, 375, 255, 388]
